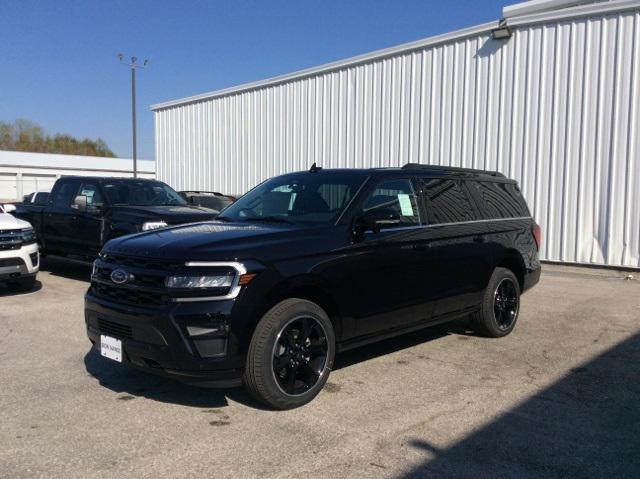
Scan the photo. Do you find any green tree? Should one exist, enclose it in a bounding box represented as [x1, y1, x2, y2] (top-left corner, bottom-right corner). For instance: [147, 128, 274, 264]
[0, 119, 116, 157]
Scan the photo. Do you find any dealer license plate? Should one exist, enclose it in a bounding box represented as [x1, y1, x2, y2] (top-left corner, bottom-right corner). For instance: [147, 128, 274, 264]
[100, 335, 122, 362]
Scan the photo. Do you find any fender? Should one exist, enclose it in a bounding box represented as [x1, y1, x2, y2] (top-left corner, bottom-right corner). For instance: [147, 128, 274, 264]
[249, 273, 347, 342]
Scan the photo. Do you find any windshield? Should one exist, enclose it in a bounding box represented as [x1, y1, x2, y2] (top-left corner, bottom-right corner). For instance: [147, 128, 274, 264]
[219, 172, 368, 225]
[102, 180, 187, 207]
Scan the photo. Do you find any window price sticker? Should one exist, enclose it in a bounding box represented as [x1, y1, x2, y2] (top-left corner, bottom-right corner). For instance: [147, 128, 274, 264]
[398, 194, 414, 217]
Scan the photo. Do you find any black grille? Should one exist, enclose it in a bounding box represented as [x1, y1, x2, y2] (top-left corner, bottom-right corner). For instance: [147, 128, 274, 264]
[91, 283, 167, 307]
[98, 318, 132, 339]
[102, 255, 181, 271]
[0, 258, 24, 267]
[94, 265, 166, 288]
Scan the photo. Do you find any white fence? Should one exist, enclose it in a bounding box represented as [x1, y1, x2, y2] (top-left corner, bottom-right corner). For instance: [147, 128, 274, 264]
[0, 151, 155, 202]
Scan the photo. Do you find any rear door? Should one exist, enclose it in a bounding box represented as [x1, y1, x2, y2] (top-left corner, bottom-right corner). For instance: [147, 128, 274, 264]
[419, 177, 491, 317]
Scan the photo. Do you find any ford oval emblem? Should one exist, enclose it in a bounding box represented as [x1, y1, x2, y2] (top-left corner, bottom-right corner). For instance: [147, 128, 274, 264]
[110, 269, 130, 285]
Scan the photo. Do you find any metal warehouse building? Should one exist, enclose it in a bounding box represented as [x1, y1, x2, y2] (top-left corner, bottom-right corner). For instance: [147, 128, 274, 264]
[152, 0, 640, 268]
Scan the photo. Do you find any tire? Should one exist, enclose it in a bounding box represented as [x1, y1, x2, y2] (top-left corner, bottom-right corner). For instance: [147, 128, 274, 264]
[8, 276, 37, 292]
[243, 298, 336, 410]
[471, 267, 521, 338]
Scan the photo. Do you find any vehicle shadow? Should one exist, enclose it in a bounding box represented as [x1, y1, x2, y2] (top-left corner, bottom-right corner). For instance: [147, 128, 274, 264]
[85, 321, 469, 410]
[334, 321, 467, 371]
[400, 332, 640, 478]
[0, 280, 43, 297]
[40, 255, 92, 283]
[83, 349, 264, 410]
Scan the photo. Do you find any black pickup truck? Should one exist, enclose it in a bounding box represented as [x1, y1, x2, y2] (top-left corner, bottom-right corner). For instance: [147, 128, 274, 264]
[15, 176, 218, 258]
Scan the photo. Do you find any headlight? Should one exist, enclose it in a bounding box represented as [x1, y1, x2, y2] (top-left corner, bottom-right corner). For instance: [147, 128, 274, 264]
[142, 221, 168, 231]
[166, 274, 234, 289]
[91, 260, 99, 277]
[21, 228, 36, 244]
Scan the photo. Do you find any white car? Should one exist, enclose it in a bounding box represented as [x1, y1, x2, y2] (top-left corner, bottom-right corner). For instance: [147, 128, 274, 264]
[0, 204, 39, 291]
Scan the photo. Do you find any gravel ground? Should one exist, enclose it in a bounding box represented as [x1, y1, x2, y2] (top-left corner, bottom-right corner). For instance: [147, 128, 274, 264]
[1, 258, 638, 478]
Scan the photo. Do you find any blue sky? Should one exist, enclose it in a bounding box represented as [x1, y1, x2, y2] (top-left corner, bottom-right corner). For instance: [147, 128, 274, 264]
[0, 0, 509, 160]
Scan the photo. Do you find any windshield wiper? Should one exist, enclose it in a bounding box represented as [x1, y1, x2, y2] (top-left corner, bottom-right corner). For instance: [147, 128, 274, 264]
[215, 215, 233, 222]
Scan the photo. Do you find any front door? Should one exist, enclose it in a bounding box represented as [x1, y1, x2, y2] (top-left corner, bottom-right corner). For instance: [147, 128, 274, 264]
[339, 177, 437, 337]
[43, 179, 81, 253]
[74, 181, 105, 256]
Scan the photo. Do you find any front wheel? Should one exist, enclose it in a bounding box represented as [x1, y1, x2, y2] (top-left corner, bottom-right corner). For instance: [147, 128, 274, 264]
[471, 267, 521, 337]
[243, 298, 335, 410]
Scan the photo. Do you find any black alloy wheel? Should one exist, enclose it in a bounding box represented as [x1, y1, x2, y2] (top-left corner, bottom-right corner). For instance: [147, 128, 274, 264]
[272, 316, 329, 396]
[493, 277, 519, 330]
[471, 267, 521, 337]
[243, 298, 335, 409]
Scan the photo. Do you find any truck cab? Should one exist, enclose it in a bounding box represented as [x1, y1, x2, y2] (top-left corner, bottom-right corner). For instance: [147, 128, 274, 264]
[15, 177, 219, 259]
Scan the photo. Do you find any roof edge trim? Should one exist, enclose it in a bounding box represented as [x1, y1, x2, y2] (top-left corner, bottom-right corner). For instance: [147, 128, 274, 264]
[150, 20, 497, 111]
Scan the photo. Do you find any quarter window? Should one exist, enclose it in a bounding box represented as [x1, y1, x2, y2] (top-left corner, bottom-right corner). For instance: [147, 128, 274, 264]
[469, 181, 530, 219]
[422, 178, 475, 224]
[362, 178, 421, 227]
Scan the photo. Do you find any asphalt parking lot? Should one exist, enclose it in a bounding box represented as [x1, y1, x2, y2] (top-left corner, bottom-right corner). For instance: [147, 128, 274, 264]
[1, 258, 639, 479]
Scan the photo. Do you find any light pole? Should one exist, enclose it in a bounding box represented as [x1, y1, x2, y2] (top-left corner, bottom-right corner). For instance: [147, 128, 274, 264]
[118, 54, 148, 177]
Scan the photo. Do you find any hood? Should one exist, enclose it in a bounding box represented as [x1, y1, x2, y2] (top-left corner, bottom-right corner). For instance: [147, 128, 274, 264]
[0, 212, 32, 230]
[110, 205, 218, 224]
[103, 220, 341, 263]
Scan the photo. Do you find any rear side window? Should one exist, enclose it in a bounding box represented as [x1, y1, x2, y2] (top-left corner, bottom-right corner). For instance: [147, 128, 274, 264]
[468, 181, 530, 219]
[421, 178, 475, 225]
[50, 181, 79, 209]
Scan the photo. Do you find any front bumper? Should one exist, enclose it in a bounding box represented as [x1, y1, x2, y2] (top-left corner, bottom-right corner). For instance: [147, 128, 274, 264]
[0, 242, 39, 281]
[85, 293, 244, 387]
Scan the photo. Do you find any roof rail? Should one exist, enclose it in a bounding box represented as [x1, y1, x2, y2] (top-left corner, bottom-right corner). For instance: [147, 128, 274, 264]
[401, 163, 505, 178]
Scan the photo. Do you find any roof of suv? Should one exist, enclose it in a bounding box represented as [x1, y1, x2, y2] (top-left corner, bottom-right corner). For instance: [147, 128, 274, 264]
[293, 163, 510, 181]
[58, 176, 160, 182]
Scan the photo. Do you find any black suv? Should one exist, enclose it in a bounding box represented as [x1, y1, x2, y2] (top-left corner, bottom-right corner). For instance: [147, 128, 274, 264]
[85, 164, 541, 409]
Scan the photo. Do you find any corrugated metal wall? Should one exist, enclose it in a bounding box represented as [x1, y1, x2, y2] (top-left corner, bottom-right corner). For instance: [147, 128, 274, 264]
[154, 4, 640, 268]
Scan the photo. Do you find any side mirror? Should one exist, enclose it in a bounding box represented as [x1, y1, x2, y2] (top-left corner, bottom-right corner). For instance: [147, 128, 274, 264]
[72, 195, 88, 212]
[3, 204, 16, 214]
[359, 207, 401, 233]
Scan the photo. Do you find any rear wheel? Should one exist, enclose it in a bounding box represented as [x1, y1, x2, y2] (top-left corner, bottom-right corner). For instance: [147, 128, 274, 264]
[471, 267, 520, 337]
[243, 298, 335, 410]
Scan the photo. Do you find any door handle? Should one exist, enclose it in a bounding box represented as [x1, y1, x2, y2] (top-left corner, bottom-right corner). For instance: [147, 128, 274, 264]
[473, 235, 486, 243]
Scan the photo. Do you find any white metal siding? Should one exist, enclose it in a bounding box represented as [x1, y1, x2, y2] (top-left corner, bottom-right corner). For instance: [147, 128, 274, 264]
[154, 5, 640, 268]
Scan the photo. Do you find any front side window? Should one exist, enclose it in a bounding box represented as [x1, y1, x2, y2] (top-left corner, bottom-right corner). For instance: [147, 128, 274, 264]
[362, 178, 421, 227]
[219, 172, 368, 225]
[101, 180, 187, 207]
[77, 183, 104, 208]
[51, 181, 80, 209]
[422, 178, 475, 224]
